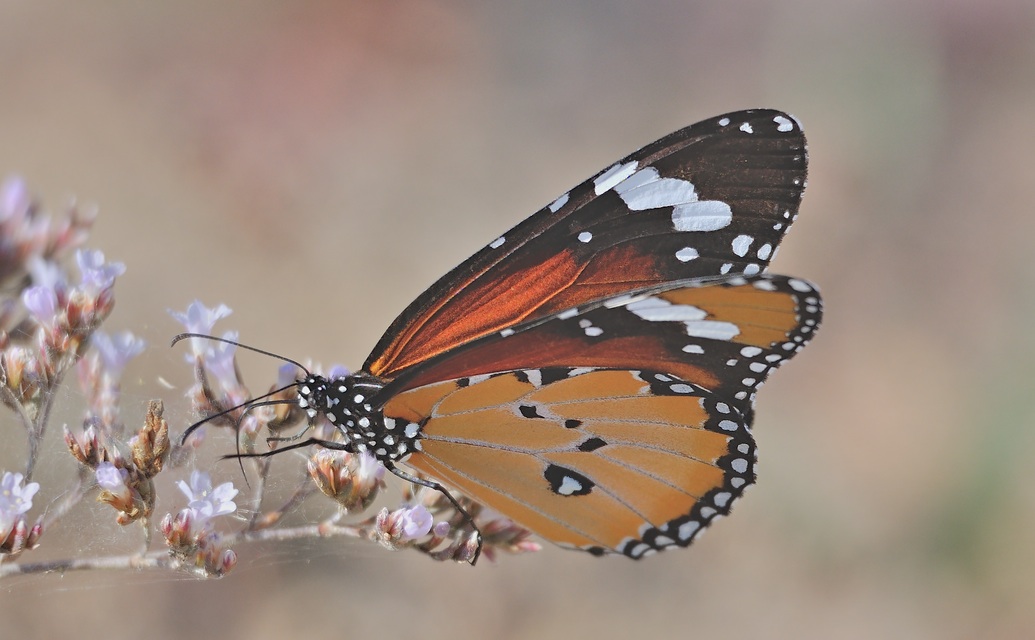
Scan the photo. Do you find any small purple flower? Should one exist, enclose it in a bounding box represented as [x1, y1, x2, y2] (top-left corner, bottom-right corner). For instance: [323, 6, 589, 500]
[27, 256, 66, 291]
[176, 470, 238, 526]
[0, 175, 29, 223]
[394, 504, 434, 541]
[0, 471, 39, 538]
[76, 249, 125, 295]
[169, 301, 233, 360]
[90, 330, 146, 378]
[354, 451, 386, 485]
[276, 363, 300, 388]
[200, 332, 239, 389]
[327, 364, 350, 381]
[169, 300, 232, 336]
[95, 461, 131, 501]
[22, 285, 58, 329]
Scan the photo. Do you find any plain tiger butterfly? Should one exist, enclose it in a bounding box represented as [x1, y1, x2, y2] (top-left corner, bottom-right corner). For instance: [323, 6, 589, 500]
[182, 109, 821, 562]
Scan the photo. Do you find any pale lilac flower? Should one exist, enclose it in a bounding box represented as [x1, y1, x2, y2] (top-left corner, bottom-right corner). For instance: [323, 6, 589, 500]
[169, 301, 233, 360]
[354, 451, 386, 485]
[176, 470, 238, 525]
[276, 363, 300, 388]
[327, 364, 350, 381]
[27, 255, 66, 291]
[22, 285, 58, 328]
[0, 471, 39, 538]
[0, 175, 29, 222]
[200, 333, 239, 387]
[90, 330, 146, 378]
[169, 300, 232, 336]
[394, 504, 434, 541]
[94, 461, 131, 501]
[75, 249, 125, 295]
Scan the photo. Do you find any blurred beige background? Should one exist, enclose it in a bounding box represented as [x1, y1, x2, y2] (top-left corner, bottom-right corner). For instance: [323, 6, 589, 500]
[2, 1, 1034, 638]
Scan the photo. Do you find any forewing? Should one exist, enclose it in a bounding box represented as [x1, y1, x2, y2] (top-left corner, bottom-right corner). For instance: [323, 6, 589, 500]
[366, 110, 808, 378]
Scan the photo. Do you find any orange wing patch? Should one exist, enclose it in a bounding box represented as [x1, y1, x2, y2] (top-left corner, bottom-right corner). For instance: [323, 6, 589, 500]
[386, 368, 755, 558]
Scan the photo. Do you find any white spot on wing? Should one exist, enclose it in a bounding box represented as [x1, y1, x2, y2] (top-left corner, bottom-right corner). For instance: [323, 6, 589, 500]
[557, 475, 583, 496]
[549, 192, 570, 212]
[757, 243, 772, 260]
[594, 161, 638, 195]
[718, 117, 730, 126]
[675, 247, 699, 262]
[732, 235, 753, 257]
[627, 297, 707, 322]
[613, 168, 697, 210]
[578, 231, 593, 243]
[773, 115, 793, 132]
[739, 122, 754, 133]
[672, 201, 733, 231]
[683, 320, 737, 340]
[678, 520, 700, 540]
[489, 236, 505, 249]
[682, 344, 704, 354]
[626, 296, 740, 340]
[788, 278, 813, 293]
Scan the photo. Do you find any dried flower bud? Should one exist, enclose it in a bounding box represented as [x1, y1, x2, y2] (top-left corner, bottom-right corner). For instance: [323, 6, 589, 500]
[65, 424, 103, 466]
[308, 450, 385, 510]
[131, 400, 169, 478]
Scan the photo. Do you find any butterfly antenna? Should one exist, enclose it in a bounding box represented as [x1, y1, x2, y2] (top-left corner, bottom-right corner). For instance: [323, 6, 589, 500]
[171, 332, 311, 376]
[179, 382, 299, 446]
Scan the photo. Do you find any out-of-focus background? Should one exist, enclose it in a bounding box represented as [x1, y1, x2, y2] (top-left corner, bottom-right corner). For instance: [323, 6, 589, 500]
[2, 1, 1033, 638]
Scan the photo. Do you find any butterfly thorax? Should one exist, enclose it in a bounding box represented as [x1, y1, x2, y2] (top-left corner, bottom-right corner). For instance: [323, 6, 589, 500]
[296, 372, 423, 463]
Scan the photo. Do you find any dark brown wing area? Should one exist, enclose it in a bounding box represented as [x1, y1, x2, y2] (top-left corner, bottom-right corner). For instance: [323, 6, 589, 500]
[365, 110, 807, 379]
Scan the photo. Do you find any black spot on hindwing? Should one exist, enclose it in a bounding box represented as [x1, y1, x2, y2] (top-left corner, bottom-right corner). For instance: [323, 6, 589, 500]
[544, 464, 594, 496]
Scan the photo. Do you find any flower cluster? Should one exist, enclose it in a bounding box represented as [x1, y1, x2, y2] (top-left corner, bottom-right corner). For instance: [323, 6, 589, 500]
[0, 176, 128, 486]
[171, 302, 275, 449]
[160, 470, 239, 577]
[66, 399, 170, 526]
[0, 176, 538, 582]
[0, 471, 42, 556]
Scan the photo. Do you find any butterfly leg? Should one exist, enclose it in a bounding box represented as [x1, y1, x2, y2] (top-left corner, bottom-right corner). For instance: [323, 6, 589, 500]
[383, 461, 483, 565]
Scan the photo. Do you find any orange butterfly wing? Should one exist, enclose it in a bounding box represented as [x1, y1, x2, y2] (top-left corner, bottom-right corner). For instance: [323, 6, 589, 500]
[393, 369, 752, 557]
[379, 275, 821, 556]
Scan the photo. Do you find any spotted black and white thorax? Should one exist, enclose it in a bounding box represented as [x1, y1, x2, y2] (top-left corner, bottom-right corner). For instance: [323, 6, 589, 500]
[296, 372, 423, 462]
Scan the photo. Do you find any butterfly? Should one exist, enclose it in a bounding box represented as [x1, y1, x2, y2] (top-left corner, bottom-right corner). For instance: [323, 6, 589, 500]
[186, 109, 821, 561]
